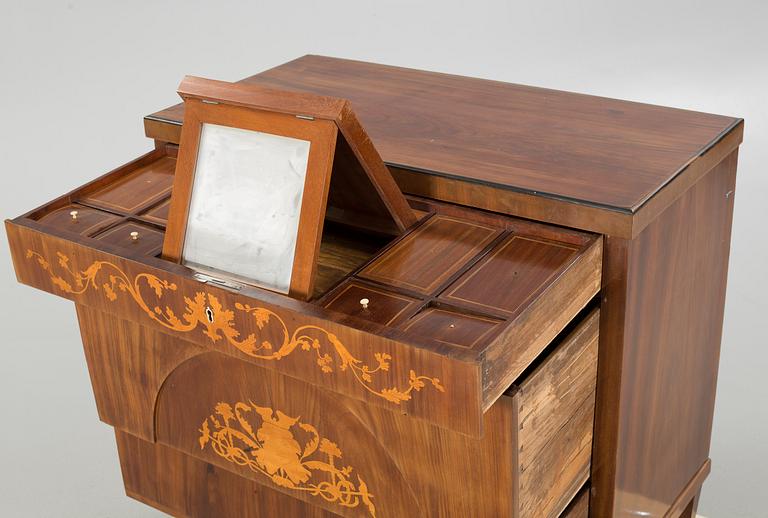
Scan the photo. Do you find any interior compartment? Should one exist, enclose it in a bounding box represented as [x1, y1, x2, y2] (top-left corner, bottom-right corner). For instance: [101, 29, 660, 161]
[313, 221, 392, 298]
[358, 215, 501, 295]
[399, 305, 504, 348]
[79, 155, 175, 214]
[321, 279, 421, 325]
[92, 220, 165, 257]
[36, 203, 121, 237]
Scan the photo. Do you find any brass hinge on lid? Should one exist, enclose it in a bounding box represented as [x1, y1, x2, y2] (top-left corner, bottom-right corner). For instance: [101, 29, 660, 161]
[193, 272, 243, 291]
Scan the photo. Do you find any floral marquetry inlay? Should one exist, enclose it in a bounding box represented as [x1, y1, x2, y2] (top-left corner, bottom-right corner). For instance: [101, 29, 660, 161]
[26, 250, 445, 404]
[199, 401, 376, 516]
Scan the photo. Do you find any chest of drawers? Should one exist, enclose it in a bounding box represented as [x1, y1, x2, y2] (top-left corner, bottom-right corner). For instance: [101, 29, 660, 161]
[6, 56, 741, 517]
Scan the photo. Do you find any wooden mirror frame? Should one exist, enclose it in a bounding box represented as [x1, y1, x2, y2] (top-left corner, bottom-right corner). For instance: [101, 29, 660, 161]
[163, 87, 338, 300]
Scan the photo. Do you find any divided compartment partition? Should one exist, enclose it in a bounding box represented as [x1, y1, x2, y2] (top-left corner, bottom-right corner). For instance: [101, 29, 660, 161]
[140, 198, 172, 226]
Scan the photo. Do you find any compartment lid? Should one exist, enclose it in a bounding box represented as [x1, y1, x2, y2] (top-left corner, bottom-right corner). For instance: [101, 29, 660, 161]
[163, 76, 418, 301]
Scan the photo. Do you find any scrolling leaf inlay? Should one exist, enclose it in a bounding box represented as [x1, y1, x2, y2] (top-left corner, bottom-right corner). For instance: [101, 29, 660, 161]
[199, 401, 376, 516]
[26, 250, 444, 404]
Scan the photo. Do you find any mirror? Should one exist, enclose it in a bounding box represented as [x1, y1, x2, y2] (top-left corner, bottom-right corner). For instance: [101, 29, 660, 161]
[181, 122, 311, 293]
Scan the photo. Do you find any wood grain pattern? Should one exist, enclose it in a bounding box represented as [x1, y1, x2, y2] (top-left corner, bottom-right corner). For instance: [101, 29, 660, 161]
[77, 304, 206, 440]
[591, 151, 738, 517]
[359, 215, 501, 295]
[481, 236, 602, 409]
[139, 197, 171, 225]
[391, 120, 743, 239]
[92, 220, 165, 258]
[80, 155, 175, 214]
[323, 280, 421, 326]
[400, 307, 503, 348]
[145, 56, 740, 212]
[313, 224, 390, 298]
[157, 353, 419, 517]
[150, 324, 594, 517]
[20, 148, 171, 224]
[561, 486, 590, 518]
[8, 56, 744, 517]
[36, 204, 121, 237]
[440, 234, 580, 317]
[515, 309, 599, 518]
[7, 220, 483, 435]
[116, 430, 336, 518]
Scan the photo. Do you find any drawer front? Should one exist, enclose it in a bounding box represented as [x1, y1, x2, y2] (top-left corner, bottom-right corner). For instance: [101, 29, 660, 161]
[154, 353, 514, 518]
[8, 150, 602, 437]
[125, 310, 597, 518]
[9, 221, 480, 435]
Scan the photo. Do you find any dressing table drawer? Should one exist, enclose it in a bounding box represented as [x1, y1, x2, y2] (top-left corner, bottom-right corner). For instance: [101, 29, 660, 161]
[142, 307, 598, 518]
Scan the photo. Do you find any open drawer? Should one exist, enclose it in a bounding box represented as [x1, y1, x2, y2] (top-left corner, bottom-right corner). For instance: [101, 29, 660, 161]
[7, 145, 601, 438]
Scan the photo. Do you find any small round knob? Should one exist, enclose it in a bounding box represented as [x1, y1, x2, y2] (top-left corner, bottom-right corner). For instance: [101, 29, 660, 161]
[70, 210, 78, 220]
[449, 323, 456, 328]
[359, 298, 370, 310]
[130, 231, 139, 241]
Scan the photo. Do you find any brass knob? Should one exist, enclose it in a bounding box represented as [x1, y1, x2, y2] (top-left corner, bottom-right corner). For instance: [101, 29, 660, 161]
[130, 231, 139, 241]
[70, 210, 78, 220]
[359, 298, 370, 310]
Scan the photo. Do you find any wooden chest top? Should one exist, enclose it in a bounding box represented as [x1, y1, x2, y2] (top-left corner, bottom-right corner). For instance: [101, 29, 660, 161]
[145, 55, 741, 214]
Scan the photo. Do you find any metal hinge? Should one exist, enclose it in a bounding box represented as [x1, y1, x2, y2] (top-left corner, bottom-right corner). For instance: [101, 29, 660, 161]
[193, 272, 243, 291]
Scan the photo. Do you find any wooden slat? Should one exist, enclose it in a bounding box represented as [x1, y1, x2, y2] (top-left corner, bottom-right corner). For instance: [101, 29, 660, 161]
[515, 309, 599, 518]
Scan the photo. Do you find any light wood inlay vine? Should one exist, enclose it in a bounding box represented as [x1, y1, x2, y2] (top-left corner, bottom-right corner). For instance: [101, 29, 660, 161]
[26, 250, 445, 404]
[199, 400, 376, 516]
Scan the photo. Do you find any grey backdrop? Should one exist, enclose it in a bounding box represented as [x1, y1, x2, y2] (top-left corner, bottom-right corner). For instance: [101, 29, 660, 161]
[1, 1, 766, 517]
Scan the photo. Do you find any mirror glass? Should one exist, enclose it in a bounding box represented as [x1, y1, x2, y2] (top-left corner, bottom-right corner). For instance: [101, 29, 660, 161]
[182, 122, 311, 293]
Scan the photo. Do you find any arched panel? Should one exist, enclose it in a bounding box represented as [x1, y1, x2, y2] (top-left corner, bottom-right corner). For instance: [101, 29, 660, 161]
[156, 351, 420, 518]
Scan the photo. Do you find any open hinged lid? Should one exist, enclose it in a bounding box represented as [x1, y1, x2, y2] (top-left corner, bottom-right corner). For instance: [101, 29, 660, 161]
[162, 76, 417, 300]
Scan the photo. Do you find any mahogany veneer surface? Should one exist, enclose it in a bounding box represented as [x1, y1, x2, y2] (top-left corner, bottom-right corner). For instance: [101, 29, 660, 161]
[146, 55, 739, 212]
[323, 280, 420, 326]
[80, 155, 175, 214]
[37, 204, 120, 237]
[93, 221, 165, 257]
[140, 198, 171, 225]
[440, 234, 580, 317]
[401, 307, 503, 349]
[358, 215, 501, 295]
